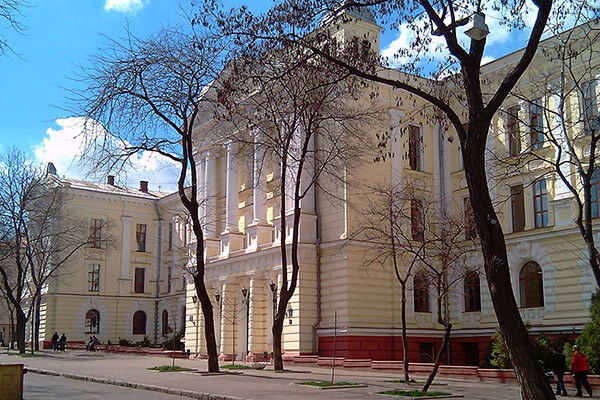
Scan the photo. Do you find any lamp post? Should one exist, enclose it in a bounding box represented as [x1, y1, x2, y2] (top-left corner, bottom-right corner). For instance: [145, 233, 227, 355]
[215, 292, 221, 356]
[241, 287, 250, 360]
[269, 281, 277, 361]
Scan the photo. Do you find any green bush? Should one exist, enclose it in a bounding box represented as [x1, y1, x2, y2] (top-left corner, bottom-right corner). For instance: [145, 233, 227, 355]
[118, 338, 132, 347]
[162, 329, 184, 350]
[486, 326, 553, 369]
[575, 290, 600, 374]
[139, 336, 151, 348]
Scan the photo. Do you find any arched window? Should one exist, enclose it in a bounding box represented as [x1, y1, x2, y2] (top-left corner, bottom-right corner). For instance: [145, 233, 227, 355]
[464, 270, 481, 312]
[85, 309, 100, 334]
[133, 310, 147, 334]
[519, 262, 544, 308]
[161, 310, 169, 336]
[413, 272, 430, 312]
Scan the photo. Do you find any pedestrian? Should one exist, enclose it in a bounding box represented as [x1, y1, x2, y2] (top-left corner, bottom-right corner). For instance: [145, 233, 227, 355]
[571, 344, 593, 397]
[59, 333, 67, 352]
[549, 344, 567, 396]
[51, 332, 59, 352]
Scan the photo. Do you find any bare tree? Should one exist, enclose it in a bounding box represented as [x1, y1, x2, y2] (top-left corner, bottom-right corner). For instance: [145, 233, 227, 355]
[0, 149, 90, 353]
[216, 42, 378, 370]
[74, 24, 229, 372]
[203, 0, 599, 396]
[0, 0, 25, 55]
[355, 181, 479, 390]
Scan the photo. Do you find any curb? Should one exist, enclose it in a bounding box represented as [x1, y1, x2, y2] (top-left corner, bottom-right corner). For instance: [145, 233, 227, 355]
[27, 368, 247, 400]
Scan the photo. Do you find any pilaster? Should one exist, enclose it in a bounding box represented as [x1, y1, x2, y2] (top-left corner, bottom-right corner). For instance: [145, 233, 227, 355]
[119, 216, 133, 295]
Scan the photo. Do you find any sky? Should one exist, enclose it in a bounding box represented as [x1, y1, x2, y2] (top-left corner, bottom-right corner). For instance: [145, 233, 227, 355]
[0, 0, 552, 192]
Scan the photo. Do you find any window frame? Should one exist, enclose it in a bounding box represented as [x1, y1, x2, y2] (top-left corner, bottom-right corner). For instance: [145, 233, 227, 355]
[519, 261, 544, 308]
[582, 80, 599, 134]
[463, 270, 481, 312]
[136, 223, 147, 252]
[413, 272, 430, 313]
[167, 222, 173, 251]
[167, 267, 172, 293]
[134, 267, 145, 294]
[591, 168, 600, 219]
[85, 309, 100, 334]
[529, 99, 544, 150]
[89, 218, 102, 248]
[507, 106, 521, 156]
[161, 309, 169, 336]
[411, 199, 424, 242]
[533, 180, 549, 229]
[511, 184, 526, 232]
[463, 197, 477, 240]
[408, 124, 422, 171]
[88, 264, 100, 292]
[132, 310, 147, 335]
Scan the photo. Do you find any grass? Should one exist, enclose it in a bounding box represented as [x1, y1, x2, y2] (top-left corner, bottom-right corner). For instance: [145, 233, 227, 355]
[148, 365, 193, 371]
[379, 389, 450, 397]
[299, 381, 361, 387]
[220, 364, 253, 370]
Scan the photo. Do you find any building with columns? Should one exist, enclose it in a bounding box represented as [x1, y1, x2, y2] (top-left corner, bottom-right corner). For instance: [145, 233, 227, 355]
[183, 10, 599, 367]
[38, 172, 188, 347]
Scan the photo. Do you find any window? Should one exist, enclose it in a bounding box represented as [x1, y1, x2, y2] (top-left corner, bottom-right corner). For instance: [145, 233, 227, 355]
[132, 310, 146, 334]
[583, 80, 599, 134]
[419, 342, 436, 363]
[413, 272, 430, 312]
[507, 107, 521, 156]
[134, 268, 145, 294]
[167, 267, 172, 293]
[411, 199, 424, 242]
[533, 180, 548, 228]
[519, 261, 544, 308]
[464, 197, 477, 240]
[89, 218, 102, 248]
[462, 343, 480, 366]
[88, 264, 100, 292]
[591, 169, 600, 218]
[136, 223, 147, 252]
[161, 310, 170, 336]
[85, 309, 100, 334]
[182, 274, 186, 291]
[464, 270, 481, 312]
[167, 223, 173, 251]
[511, 185, 525, 232]
[408, 125, 422, 171]
[530, 99, 544, 149]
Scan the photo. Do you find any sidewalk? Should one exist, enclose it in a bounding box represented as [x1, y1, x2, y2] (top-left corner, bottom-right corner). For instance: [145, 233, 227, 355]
[0, 350, 565, 399]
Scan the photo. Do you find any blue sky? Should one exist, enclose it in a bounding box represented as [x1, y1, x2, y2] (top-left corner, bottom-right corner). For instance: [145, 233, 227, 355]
[0, 0, 547, 191]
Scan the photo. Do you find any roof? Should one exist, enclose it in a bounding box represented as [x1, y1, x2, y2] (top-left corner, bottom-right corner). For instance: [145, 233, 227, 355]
[60, 177, 170, 200]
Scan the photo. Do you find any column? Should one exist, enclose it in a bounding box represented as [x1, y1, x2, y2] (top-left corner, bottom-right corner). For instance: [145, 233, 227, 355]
[202, 150, 220, 257]
[247, 133, 274, 251]
[195, 150, 205, 224]
[248, 275, 268, 360]
[300, 129, 315, 214]
[152, 219, 161, 296]
[118, 216, 133, 294]
[219, 283, 236, 360]
[220, 142, 245, 256]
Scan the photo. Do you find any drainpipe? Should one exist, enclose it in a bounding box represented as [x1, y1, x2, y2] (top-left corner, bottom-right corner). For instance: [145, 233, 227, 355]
[438, 123, 451, 365]
[311, 132, 322, 355]
[153, 204, 163, 345]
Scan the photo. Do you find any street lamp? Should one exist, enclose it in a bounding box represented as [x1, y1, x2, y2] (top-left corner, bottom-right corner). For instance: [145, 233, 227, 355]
[242, 287, 250, 359]
[464, 12, 490, 41]
[215, 293, 220, 303]
[192, 295, 197, 304]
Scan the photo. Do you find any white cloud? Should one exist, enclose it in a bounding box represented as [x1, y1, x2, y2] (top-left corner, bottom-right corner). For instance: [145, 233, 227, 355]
[104, 0, 146, 14]
[33, 117, 181, 193]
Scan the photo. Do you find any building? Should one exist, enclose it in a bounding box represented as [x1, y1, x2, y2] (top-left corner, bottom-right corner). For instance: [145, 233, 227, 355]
[182, 9, 599, 367]
[39, 173, 187, 347]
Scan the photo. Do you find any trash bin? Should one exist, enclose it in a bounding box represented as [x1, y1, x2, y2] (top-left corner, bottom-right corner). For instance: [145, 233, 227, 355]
[0, 364, 25, 400]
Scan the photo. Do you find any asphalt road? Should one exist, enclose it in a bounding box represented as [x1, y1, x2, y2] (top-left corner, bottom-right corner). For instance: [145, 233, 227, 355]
[23, 373, 188, 400]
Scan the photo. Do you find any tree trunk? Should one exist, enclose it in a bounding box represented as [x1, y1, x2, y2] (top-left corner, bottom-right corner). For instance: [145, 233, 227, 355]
[422, 323, 451, 392]
[15, 308, 26, 354]
[272, 307, 286, 371]
[34, 294, 41, 351]
[463, 130, 555, 400]
[9, 306, 15, 349]
[585, 235, 600, 287]
[401, 288, 410, 382]
[194, 276, 219, 373]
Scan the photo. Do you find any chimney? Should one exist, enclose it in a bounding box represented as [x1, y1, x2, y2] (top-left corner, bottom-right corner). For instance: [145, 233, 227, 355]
[107, 175, 115, 186]
[139, 180, 149, 193]
[46, 162, 57, 176]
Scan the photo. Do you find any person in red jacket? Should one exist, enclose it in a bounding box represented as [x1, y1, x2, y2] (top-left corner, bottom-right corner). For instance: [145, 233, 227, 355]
[571, 345, 593, 397]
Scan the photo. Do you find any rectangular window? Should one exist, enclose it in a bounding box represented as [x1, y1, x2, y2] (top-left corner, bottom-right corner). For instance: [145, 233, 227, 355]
[411, 199, 424, 241]
[533, 180, 549, 228]
[88, 264, 100, 292]
[134, 267, 145, 293]
[507, 107, 521, 156]
[511, 185, 525, 232]
[591, 169, 600, 218]
[408, 125, 422, 171]
[419, 342, 436, 363]
[167, 223, 173, 251]
[530, 99, 544, 149]
[167, 267, 172, 293]
[136, 224, 147, 252]
[182, 274, 186, 291]
[463, 197, 477, 240]
[89, 218, 102, 248]
[583, 81, 599, 134]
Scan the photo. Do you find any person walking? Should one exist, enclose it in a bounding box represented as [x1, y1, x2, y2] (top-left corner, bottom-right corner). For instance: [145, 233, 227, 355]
[58, 333, 67, 352]
[51, 332, 59, 352]
[571, 344, 593, 397]
[549, 345, 568, 396]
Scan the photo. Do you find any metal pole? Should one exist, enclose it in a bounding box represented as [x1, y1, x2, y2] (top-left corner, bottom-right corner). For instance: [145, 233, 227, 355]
[331, 310, 337, 384]
[246, 292, 250, 359]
